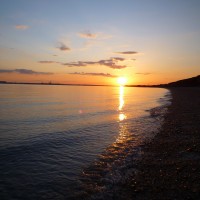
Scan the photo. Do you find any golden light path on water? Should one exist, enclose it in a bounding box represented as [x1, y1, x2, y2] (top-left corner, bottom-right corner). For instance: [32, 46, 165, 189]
[116, 85, 130, 144]
[118, 86, 124, 111]
[118, 85, 126, 121]
[79, 85, 170, 198]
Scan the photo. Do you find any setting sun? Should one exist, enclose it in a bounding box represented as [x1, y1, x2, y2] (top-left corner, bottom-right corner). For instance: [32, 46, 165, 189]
[117, 77, 127, 85]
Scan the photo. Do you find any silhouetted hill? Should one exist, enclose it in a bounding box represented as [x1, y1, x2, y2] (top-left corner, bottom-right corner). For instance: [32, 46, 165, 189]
[160, 75, 200, 87]
[168, 75, 200, 87]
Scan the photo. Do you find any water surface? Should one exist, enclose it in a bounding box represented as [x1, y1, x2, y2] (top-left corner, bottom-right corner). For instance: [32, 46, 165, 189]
[0, 84, 170, 199]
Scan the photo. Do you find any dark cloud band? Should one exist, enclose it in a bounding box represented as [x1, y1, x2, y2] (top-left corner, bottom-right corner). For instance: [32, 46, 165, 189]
[63, 57, 128, 69]
[115, 51, 138, 55]
[38, 61, 60, 64]
[69, 72, 117, 77]
[0, 69, 53, 75]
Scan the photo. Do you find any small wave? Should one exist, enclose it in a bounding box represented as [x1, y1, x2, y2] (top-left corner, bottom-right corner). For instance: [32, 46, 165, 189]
[149, 91, 171, 119]
[149, 105, 168, 118]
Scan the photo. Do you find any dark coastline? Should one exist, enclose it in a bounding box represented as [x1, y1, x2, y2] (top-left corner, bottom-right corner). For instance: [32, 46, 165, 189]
[1, 74, 199, 87]
[118, 87, 200, 199]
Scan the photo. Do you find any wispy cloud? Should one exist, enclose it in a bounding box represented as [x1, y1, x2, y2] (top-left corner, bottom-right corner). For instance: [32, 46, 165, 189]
[38, 56, 134, 69]
[38, 60, 76, 66]
[78, 31, 112, 41]
[0, 69, 53, 75]
[115, 51, 138, 55]
[136, 73, 151, 75]
[78, 31, 98, 39]
[0, 69, 12, 73]
[96, 59, 127, 69]
[111, 57, 125, 61]
[15, 25, 29, 30]
[63, 57, 128, 69]
[57, 42, 71, 51]
[38, 61, 60, 64]
[63, 61, 87, 67]
[69, 72, 117, 78]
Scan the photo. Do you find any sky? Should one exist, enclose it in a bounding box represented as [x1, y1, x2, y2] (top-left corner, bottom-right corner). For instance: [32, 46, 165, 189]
[0, 0, 200, 85]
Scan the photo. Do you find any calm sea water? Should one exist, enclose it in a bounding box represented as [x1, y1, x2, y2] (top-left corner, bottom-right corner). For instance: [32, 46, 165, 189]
[0, 84, 170, 200]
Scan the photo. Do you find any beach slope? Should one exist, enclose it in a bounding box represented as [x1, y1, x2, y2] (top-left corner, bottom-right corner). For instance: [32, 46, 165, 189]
[111, 87, 200, 200]
[124, 87, 200, 200]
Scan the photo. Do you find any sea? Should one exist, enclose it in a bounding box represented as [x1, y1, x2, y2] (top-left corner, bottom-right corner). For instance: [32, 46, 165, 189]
[0, 84, 171, 200]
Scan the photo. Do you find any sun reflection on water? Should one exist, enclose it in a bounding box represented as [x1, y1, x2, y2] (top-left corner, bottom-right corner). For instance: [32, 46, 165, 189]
[116, 85, 129, 144]
[118, 85, 126, 121]
[119, 113, 126, 121]
[118, 86, 124, 111]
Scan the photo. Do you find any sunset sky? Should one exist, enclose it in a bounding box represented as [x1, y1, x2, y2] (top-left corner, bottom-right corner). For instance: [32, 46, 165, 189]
[0, 0, 200, 85]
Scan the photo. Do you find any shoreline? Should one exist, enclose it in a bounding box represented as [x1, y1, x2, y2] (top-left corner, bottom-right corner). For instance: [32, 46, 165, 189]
[118, 87, 200, 199]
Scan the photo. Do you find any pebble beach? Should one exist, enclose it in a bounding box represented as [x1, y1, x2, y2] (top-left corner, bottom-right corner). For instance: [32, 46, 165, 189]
[119, 87, 200, 199]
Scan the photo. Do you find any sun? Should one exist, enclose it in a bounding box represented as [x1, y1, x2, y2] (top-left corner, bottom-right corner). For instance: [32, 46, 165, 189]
[117, 77, 127, 85]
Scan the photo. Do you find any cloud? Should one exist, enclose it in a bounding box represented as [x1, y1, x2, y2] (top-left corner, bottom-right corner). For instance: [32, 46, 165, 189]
[15, 25, 29, 30]
[78, 31, 98, 39]
[115, 51, 138, 55]
[78, 31, 112, 41]
[111, 57, 126, 61]
[63, 57, 128, 69]
[15, 69, 53, 75]
[97, 59, 127, 69]
[38, 61, 60, 64]
[69, 72, 117, 78]
[63, 61, 87, 67]
[57, 42, 71, 51]
[38, 56, 133, 69]
[136, 73, 151, 75]
[0, 69, 53, 75]
[0, 69, 12, 73]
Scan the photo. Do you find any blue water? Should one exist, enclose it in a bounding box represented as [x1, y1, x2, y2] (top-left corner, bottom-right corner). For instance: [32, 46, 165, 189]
[0, 84, 170, 199]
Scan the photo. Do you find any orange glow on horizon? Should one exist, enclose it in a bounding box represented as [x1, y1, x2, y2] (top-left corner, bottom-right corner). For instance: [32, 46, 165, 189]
[0, 72, 190, 86]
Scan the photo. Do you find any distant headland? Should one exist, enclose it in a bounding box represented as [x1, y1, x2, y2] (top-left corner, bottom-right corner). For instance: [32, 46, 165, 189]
[127, 75, 200, 87]
[159, 75, 200, 87]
